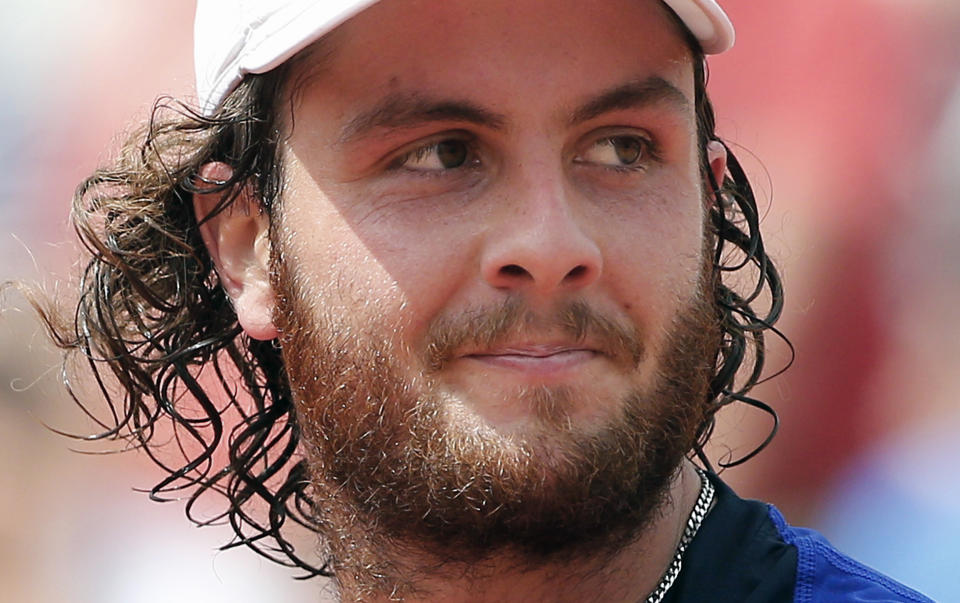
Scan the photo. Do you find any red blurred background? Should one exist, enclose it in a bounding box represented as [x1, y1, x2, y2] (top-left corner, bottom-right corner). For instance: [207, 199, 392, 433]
[2, 1, 958, 600]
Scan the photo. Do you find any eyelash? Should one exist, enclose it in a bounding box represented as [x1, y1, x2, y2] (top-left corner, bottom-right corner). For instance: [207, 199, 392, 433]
[579, 134, 661, 173]
[389, 133, 480, 174]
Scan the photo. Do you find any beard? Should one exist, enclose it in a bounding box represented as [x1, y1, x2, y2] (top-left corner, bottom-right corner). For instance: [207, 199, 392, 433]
[273, 257, 721, 585]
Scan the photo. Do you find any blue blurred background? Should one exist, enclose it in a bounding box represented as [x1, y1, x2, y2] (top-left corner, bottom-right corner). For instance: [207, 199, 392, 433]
[1, 1, 958, 601]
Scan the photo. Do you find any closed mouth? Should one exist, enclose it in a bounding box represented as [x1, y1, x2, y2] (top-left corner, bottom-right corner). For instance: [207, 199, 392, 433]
[459, 342, 601, 375]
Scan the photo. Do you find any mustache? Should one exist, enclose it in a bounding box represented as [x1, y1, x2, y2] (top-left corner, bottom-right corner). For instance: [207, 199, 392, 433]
[423, 297, 646, 371]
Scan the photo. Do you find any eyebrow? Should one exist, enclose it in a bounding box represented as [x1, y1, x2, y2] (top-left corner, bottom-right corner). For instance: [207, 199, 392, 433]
[339, 93, 508, 143]
[337, 76, 691, 144]
[568, 76, 692, 126]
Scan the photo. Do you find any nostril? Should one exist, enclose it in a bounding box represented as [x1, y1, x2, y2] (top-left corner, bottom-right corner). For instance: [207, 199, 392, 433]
[500, 264, 529, 278]
[566, 265, 588, 280]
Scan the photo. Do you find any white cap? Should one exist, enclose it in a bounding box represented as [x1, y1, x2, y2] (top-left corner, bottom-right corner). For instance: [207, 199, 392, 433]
[195, 0, 735, 115]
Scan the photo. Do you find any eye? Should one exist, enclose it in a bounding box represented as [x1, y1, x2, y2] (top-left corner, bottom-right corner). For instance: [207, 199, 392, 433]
[394, 138, 476, 172]
[577, 135, 652, 169]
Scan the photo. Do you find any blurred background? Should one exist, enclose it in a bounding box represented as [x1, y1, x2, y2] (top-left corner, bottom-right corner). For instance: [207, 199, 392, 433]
[1, 1, 958, 601]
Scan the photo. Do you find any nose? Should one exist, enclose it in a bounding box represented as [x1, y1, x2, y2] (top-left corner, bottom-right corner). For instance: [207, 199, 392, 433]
[481, 175, 602, 295]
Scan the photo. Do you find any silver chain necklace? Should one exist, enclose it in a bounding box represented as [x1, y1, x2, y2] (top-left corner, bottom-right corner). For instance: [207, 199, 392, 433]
[644, 468, 715, 603]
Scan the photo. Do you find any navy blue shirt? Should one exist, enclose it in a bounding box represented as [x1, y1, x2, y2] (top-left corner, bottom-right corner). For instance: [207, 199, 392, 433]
[662, 474, 934, 602]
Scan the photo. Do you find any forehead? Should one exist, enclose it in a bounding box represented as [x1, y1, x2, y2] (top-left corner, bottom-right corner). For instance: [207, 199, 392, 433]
[288, 0, 696, 123]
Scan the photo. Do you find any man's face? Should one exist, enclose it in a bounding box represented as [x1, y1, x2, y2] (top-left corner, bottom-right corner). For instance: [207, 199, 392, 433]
[261, 0, 721, 565]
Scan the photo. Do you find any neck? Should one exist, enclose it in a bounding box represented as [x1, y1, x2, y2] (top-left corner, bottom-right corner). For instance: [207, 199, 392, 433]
[327, 461, 704, 603]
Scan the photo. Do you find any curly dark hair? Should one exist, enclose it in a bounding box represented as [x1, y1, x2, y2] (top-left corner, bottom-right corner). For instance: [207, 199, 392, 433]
[35, 40, 787, 578]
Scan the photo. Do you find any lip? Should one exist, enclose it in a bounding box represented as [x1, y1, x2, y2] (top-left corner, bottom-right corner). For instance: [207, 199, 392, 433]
[461, 343, 600, 376]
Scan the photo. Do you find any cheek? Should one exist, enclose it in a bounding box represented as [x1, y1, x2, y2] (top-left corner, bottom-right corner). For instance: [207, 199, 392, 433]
[276, 173, 477, 339]
[600, 179, 706, 323]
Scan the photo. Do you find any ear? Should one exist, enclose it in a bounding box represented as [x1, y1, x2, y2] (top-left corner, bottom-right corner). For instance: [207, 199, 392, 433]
[705, 140, 728, 192]
[194, 162, 279, 340]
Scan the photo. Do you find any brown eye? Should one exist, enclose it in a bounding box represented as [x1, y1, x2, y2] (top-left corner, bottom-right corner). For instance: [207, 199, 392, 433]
[579, 135, 651, 168]
[436, 140, 468, 168]
[610, 136, 642, 165]
[397, 138, 474, 171]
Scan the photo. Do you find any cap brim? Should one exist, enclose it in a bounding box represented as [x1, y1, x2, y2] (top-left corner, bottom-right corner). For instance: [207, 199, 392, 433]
[661, 0, 735, 54]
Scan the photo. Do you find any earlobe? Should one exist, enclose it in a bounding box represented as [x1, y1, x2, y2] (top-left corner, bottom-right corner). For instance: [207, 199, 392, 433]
[705, 140, 728, 193]
[194, 162, 280, 340]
